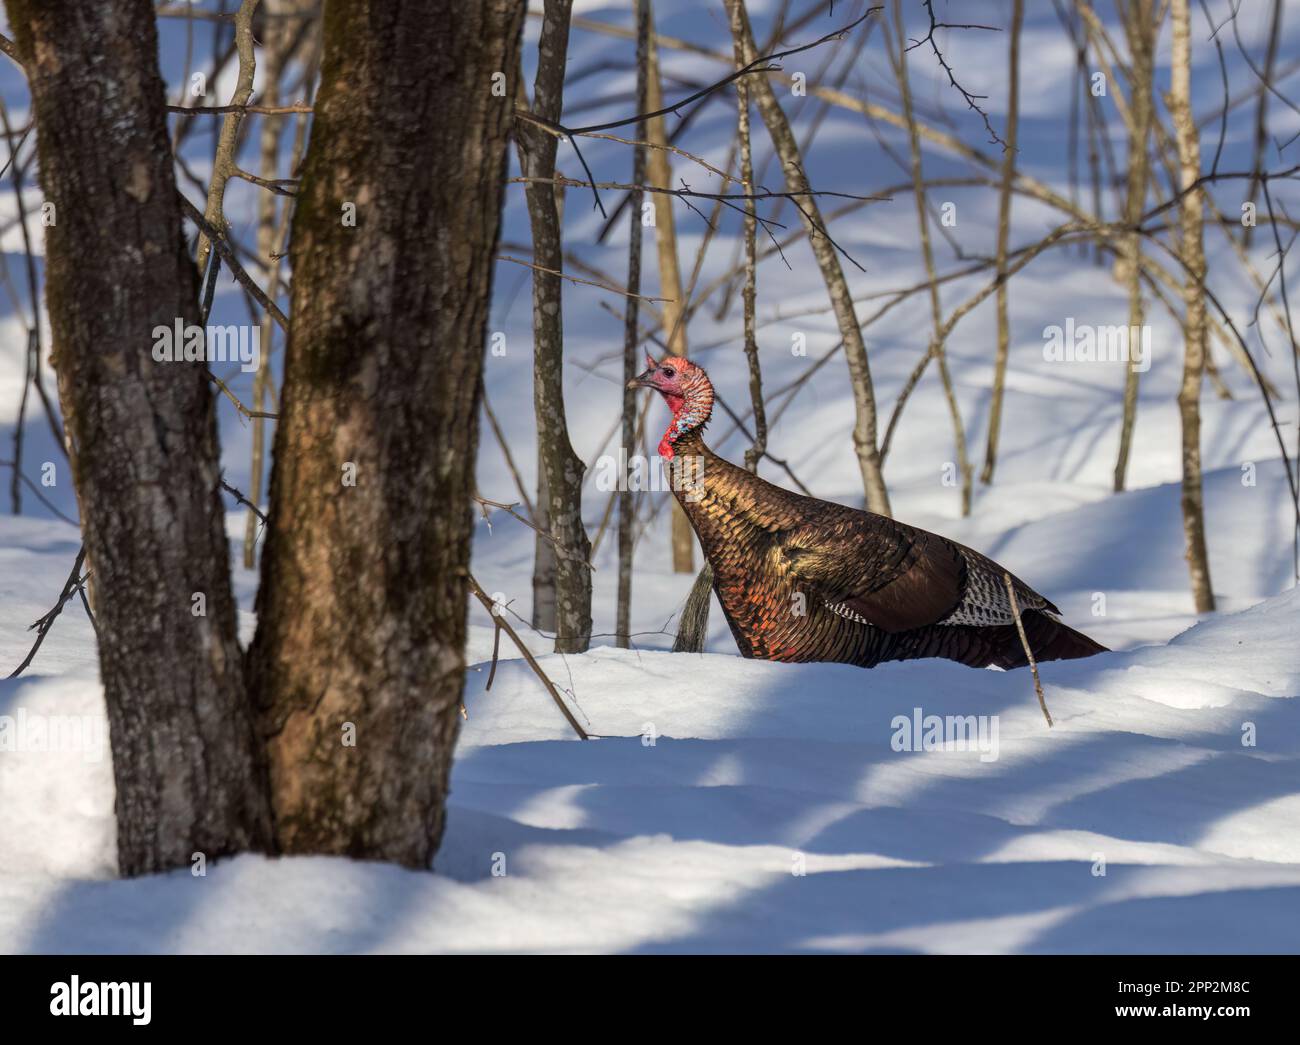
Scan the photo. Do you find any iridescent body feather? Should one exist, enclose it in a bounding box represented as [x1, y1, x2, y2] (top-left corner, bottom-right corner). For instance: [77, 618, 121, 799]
[630, 355, 1107, 670]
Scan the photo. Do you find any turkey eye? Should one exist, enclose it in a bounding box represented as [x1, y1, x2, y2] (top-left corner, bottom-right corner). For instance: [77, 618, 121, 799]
[661, 367, 675, 376]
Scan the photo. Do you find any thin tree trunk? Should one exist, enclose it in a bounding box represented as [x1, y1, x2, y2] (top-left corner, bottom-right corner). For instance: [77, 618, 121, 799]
[194, 0, 259, 277]
[1, 96, 50, 519]
[247, 0, 525, 866]
[887, 0, 971, 516]
[643, 5, 697, 573]
[644, 18, 686, 359]
[243, 0, 307, 569]
[517, 0, 592, 653]
[981, 0, 1023, 486]
[1242, 0, 1282, 249]
[618, 0, 651, 648]
[728, 0, 890, 516]
[1169, 0, 1215, 613]
[730, 0, 766, 476]
[512, 70, 559, 635]
[1114, 0, 1156, 493]
[7, 0, 273, 875]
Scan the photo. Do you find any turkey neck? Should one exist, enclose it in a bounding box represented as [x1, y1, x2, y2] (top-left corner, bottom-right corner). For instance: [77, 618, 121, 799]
[667, 426, 777, 547]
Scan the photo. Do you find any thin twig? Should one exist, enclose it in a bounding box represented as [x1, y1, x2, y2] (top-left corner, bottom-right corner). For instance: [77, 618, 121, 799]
[166, 101, 313, 116]
[220, 475, 267, 523]
[1004, 572, 1051, 727]
[497, 253, 672, 302]
[208, 369, 279, 420]
[908, 0, 1006, 148]
[522, 6, 881, 214]
[473, 493, 595, 571]
[8, 545, 88, 679]
[179, 192, 290, 331]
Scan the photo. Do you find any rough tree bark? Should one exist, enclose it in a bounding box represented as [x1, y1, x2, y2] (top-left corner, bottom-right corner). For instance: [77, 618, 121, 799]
[248, 0, 525, 866]
[1169, 0, 1215, 613]
[6, 0, 273, 875]
[729, 0, 891, 516]
[516, 0, 593, 652]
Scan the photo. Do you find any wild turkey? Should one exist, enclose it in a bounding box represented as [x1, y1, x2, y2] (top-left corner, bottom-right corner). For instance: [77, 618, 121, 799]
[630, 354, 1107, 670]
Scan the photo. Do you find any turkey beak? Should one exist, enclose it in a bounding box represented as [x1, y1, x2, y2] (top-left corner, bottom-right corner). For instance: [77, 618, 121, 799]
[628, 367, 656, 390]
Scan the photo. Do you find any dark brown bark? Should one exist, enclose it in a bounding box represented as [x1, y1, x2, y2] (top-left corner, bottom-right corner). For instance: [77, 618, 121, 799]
[6, 0, 273, 875]
[247, 0, 525, 866]
[516, 0, 593, 653]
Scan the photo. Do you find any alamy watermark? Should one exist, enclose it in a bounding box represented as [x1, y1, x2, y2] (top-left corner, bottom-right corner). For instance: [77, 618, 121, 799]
[891, 707, 1000, 763]
[593, 450, 705, 502]
[0, 709, 105, 763]
[151, 318, 261, 373]
[50, 977, 151, 1025]
[1043, 318, 1151, 373]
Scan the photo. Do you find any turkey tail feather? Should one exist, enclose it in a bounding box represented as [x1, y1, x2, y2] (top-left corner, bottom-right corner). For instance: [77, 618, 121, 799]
[673, 563, 714, 653]
[989, 611, 1108, 669]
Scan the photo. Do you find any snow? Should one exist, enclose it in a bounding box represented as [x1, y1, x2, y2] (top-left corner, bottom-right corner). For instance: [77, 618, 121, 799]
[1, 1, 1300, 953]
[2, 517, 1299, 951]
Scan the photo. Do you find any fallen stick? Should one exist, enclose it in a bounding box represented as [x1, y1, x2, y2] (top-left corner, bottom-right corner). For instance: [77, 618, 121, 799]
[467, 573, 589, 741]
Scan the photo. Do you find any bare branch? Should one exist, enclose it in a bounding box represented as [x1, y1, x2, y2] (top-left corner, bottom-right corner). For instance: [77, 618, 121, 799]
[466, 573, 590, 741]
[907, 0, 1007, 149]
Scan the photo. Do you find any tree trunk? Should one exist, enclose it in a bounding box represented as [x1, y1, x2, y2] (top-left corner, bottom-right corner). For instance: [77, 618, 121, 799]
[887, 0, 971, 517]
[516, 0, 593, 652]
[644, 7, 696, 573]
[247, 0, 525, 866]
[729, 0, 891, 517]
[6, 0, 273, 875]
[1114, 0, 1156, 493]
[243, 0, 310, 570]
[193, 0, 259, 279]
[1169, 0, 1215, 613]
[530, 464, 558, 631]
[727, 0, 766, 475]
[981, 0, 1023, 486]
[618, 0, 651, 648]
[1242, 0, 1283, 250]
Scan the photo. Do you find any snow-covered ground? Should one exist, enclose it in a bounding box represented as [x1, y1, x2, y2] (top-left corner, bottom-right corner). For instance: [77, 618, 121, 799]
[1, 1, 1299, 952]
[2, 533, 1299, 952]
